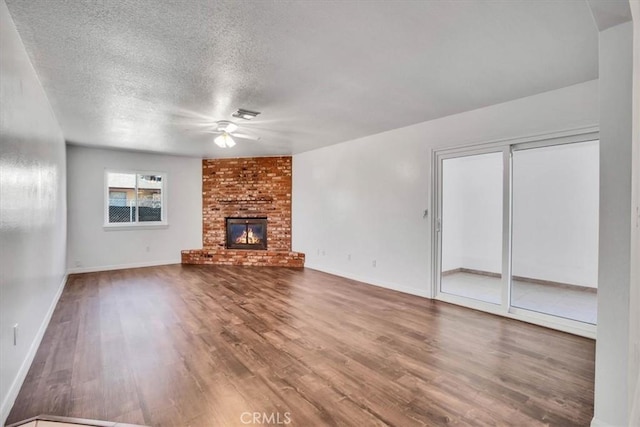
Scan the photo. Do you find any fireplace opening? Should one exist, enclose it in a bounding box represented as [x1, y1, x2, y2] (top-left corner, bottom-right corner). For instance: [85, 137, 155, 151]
[226, 217, 267, 250]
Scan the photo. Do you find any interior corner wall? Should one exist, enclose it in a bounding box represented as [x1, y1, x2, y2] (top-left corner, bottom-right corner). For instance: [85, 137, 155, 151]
[593, 20, 634, 427]
[0, 1, 67, 423]
[627, 0, 640, 424]
[66, 146, 202, 272]
[292, 79, 598, 298]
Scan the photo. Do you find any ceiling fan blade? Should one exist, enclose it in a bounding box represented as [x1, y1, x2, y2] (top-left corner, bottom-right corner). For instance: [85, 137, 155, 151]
[231, 132, 261, 141]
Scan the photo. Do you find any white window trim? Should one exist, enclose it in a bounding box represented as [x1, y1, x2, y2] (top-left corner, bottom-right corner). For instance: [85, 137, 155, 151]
[103, 168, 168, 229]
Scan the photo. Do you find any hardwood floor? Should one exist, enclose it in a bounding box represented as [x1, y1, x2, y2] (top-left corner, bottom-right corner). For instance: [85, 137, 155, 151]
[7, 265, 595, 426]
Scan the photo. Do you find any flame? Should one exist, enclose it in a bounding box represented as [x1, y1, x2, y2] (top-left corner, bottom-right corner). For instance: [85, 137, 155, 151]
[235, 227, 261, 244]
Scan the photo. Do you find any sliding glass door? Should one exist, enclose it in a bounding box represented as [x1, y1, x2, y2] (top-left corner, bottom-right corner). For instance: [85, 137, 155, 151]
[511, 140, 599, 324]
[434, 131, 599, 335]
[440, 151, 503, 305]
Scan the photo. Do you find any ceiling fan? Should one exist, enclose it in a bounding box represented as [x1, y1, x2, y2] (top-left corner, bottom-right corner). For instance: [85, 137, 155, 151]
[209, 120, 260, 148]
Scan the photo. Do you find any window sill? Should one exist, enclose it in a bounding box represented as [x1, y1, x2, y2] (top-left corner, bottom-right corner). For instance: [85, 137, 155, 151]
[103, 223, 169, 231]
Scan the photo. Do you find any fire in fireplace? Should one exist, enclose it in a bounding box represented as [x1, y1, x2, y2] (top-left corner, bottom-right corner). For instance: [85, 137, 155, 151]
[226, 217, 267, 250]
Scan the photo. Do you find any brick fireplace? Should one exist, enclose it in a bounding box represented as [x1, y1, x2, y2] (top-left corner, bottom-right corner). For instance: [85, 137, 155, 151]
[181, 156, 305, 267]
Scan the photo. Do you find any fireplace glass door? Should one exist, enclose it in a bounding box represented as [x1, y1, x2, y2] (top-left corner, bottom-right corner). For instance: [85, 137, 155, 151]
[226, 218, 267, 250]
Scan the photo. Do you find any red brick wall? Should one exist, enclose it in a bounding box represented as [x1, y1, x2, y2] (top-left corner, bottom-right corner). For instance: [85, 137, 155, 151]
[202, 156, 292, 250]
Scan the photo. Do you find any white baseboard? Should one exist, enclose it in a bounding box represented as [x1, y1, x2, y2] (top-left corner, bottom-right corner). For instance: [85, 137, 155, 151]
[630, 367, 640, 426]
[67, 259, 181, 274]
[304, 263, 432, 299]
[590, 417, 615, 427]
[0, 273, 68, 426]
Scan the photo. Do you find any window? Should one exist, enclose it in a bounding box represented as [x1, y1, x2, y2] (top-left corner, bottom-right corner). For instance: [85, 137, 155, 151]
[105, 170, 166, 227]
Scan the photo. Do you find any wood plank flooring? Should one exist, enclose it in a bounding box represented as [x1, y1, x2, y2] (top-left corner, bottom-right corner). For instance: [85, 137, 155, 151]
[7, 265, 595, 426]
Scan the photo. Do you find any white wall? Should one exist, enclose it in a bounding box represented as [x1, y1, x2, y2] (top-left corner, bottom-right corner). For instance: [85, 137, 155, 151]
[293, 79, 598, 297]
[593, 20, 634, 427]
[66, 146, 202, 272]
[441, 142, 600, 288]
[0, 1, 67, 423]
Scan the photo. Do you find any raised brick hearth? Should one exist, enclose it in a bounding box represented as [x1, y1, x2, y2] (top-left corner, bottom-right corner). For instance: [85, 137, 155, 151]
[182, 249, 304, 267]
[181, 156, 305, 267]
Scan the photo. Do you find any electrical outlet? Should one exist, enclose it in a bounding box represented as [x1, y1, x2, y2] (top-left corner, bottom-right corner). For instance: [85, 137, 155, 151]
[146, 246, 150, 252]
[372, 260, 377, 267]
[13, 324, 18, 346]
[348, 254, 351, 261]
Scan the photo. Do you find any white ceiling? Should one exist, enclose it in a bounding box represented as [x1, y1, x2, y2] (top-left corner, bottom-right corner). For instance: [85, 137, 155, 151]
[5, 0, 598, 158]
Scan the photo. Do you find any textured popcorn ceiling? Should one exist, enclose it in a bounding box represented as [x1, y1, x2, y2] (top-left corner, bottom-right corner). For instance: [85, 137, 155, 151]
[5, 0, 598, 158]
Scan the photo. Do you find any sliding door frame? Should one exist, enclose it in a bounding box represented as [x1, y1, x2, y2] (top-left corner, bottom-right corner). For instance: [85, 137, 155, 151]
[431, 127, 599, 338]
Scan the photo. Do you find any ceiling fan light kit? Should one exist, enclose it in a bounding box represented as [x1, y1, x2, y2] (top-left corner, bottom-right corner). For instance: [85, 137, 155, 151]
[216, 120, 238, 133]
[214, 132, 236, 148]
[211, 116, 260, 148]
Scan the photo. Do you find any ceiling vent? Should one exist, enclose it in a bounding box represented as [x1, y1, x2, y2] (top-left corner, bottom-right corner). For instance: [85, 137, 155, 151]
[232, 109, 261, 120]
